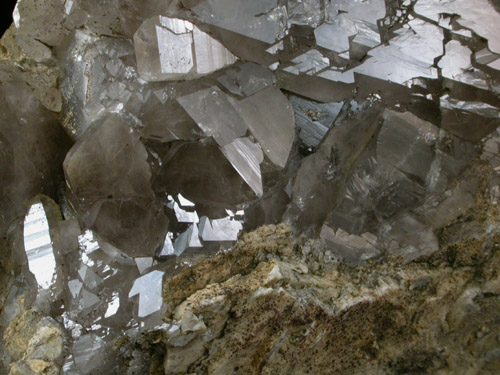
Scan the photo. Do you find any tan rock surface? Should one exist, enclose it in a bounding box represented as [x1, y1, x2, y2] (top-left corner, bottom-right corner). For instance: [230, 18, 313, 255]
[159, 213, 500, 374]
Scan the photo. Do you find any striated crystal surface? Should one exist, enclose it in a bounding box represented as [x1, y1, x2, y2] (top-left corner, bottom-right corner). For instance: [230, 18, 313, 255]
[134, 16, 237, 81]
[221, 137, 264, 197]
[233, 87, 295, 168]
[290, 96, 343, 148]
[23, 201, 56, 290]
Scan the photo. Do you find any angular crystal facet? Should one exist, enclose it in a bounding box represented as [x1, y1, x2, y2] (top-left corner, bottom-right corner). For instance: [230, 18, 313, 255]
[134, 16, 237, 81]
[192, 0, 287, 44]
[177, 87, 248, 147]
[290, 96, 343, 148]
[414, 0, 500, 54]
[233, 87, 295, 168]
[353, 19, 443, 84]
[128, 270, 164, 317]
[218, 62, 277, 97]
[221, 137, 265, 197]
[23, 201, 56, 289]
[199, 217, 243, 241]
[63, 115, 168, 256]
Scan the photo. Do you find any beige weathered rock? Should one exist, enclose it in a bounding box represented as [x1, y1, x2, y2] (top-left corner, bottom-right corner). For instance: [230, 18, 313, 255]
[4, 301, 64, 375]
[159, 211, 500, 375]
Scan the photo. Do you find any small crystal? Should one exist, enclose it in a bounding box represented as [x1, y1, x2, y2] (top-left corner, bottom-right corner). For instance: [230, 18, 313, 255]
[77, 265, 103, 291]
[159, 235, 175, 257]
[134, 257, 154, 274]
[173, 202, 200, 223]
[199, 216, 243, 241]
[104, 292, 120, 318]
[68, 279, 83, 299]
[78, 289, 101, 310]
[178, 194, 195, 207]
[78, 230, 100, 254]
[23, 202, 56, 290]
[128, 270, 164, 317]
[173, 224, 202, 256]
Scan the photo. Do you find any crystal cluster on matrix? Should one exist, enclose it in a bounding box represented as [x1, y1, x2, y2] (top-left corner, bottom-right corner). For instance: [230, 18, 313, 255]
[1, 0, 500, 373]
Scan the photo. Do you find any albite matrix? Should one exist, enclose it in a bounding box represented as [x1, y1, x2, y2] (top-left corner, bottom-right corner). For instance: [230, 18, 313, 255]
[1, 0, 500, 374]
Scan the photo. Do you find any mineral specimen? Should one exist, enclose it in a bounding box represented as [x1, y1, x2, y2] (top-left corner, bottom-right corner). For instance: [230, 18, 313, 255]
[1, 0, 500, 374]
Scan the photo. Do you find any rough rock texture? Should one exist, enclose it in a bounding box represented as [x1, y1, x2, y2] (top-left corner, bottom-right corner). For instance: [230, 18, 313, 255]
[155, 170, 500, 374]
[4, 298, 65, 375]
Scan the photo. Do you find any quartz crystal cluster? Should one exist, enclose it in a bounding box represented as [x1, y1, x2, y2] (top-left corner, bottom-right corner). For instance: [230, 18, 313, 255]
[1, 0, 500, 374]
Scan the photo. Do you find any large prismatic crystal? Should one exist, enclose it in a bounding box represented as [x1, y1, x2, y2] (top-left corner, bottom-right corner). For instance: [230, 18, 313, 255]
[2, 0, 500, 373]
[63, 115, 168, 257]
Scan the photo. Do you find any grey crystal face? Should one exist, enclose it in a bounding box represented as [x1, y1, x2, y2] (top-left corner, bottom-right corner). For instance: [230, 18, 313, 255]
[192, 0, 287, 44]
[3, 0, 500, 372]
[177, 87, 248, 147]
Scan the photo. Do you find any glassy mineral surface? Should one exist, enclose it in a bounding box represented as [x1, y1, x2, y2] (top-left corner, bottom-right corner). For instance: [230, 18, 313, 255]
[1, 0, 500, 374]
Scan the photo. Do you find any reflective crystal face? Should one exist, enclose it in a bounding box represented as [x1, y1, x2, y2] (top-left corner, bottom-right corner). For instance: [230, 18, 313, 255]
[23, 201, 56, 289]
[2, 0, 500, 372]
[134, 16, 237, 81]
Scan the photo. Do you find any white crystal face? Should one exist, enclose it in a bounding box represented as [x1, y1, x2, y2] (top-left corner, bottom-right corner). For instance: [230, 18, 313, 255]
[173, 202, 199, 223]
[174, 224, 203, 255]
[222, 137, 264, 197]
[134, 16, 237, 81]
[104, 292, 120, 318]
[12, 3, 20, 28]
[414, 0, 500, 54]
[156, 24, 194, 75]
[199, 216, 243, 242]
[178, 193, 195, 207]
[159, 234, 175, 257]
[283, 49, 331, 75]
[78, 230, 100, 253]
[64, 0, 74, 15]
[23, 202, 56, 289]
[128, 270, 164, 317]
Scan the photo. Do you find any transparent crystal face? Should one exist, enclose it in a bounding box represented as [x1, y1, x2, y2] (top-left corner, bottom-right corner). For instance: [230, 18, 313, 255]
[23, 201, 56, 290]
[2, 0, 500, 372]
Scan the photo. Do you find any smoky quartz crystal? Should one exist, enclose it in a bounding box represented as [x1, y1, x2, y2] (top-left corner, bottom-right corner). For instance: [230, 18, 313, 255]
[1, 0, 500, 373]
